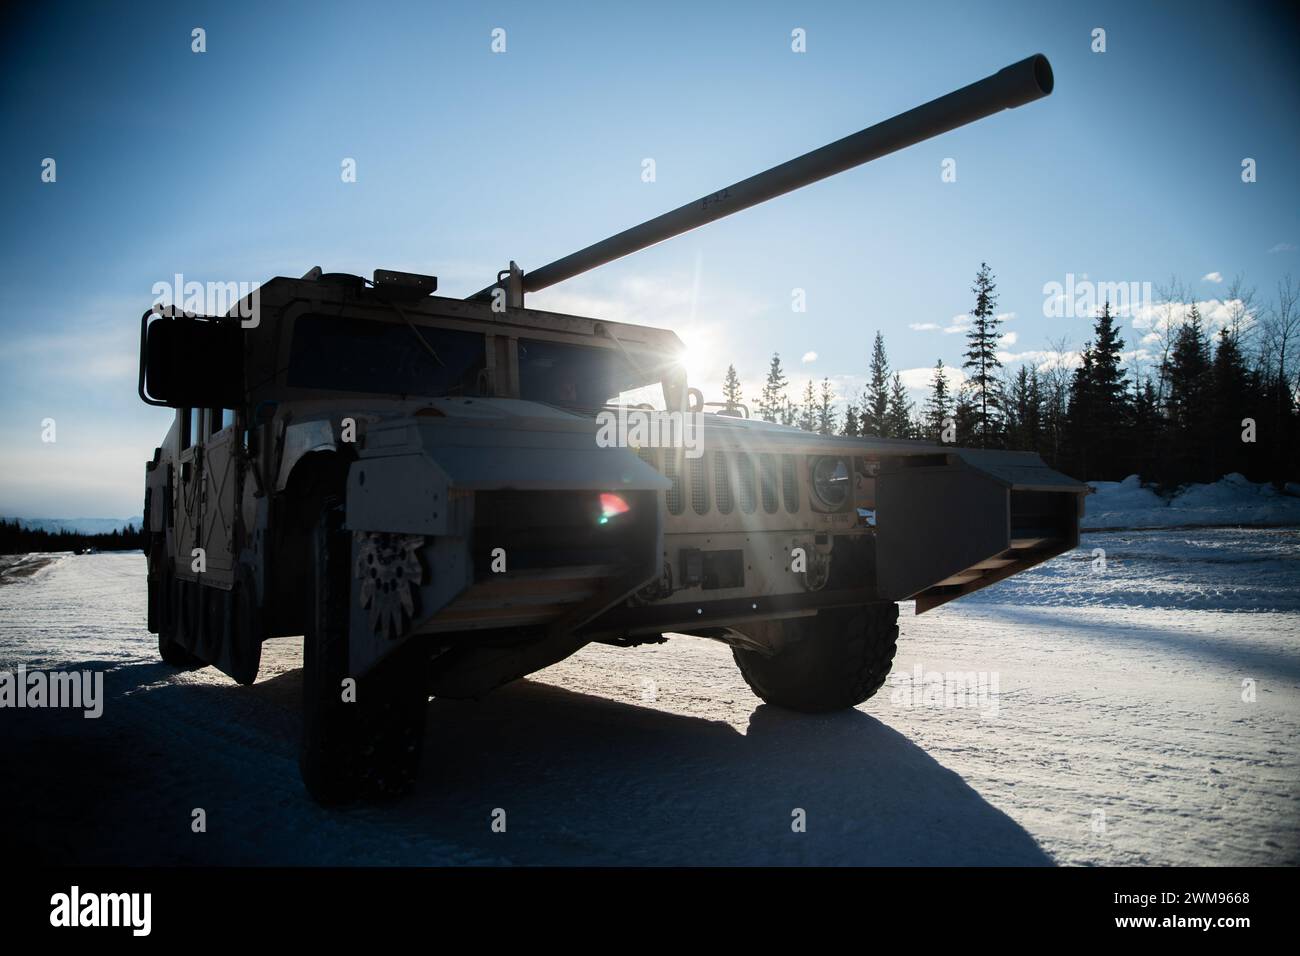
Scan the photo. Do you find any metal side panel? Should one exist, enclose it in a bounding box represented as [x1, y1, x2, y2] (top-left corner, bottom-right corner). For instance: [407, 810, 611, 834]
[419, 443, 672, 493]
[174, 447, 201, 580]
[346, 454, 454, 535]
[199, 427, 237, 585]
[876, 463, 1010, 603]
[357, 416, 673, 495]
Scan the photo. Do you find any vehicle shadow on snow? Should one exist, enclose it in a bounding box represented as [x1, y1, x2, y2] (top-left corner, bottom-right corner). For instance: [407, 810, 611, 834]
[395, 679, 1053, 866]
[1, 657, 1050, 865]
[0, 659, 311, 866]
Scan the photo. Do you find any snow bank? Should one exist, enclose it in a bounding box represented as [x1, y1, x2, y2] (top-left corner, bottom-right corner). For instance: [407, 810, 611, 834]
[1084, 473, 1300, 529]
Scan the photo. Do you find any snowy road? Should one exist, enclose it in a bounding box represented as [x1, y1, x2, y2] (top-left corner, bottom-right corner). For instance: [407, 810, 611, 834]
[1, 530, 1297, 866]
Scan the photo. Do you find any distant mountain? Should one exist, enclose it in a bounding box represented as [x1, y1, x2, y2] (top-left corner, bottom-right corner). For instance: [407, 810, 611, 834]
[6, 517, 144, 535]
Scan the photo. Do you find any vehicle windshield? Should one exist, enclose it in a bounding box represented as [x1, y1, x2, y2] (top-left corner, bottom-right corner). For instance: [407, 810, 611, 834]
[287, 314, 487, 397]
[284, 315, 678, 408]
[517, 338, 673, 411]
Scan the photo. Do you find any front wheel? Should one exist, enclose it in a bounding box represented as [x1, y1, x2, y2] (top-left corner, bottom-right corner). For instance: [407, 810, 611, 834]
[299, 502, 430, 805]
[732, 603, 899, 713]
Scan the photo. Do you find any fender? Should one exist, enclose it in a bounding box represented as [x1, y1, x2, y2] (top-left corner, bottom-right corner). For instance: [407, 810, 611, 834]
[275, 419, 337, 492]
[341, 412, 669, 677]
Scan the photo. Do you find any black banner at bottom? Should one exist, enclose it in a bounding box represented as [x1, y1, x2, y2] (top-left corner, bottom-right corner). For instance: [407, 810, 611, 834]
[4, 866, 1287, 941]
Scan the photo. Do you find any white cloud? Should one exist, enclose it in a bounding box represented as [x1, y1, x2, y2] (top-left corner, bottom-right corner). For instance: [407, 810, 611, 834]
[908, 313, 975, 335]
[1129, 296, 1256, 346]
[1268, 242, 1297, 254]
[997, 348, 1084, 371]
[801, 351, 817, 363]
[999, 331, 1018, 346]
[1202, 271, 1223, 283]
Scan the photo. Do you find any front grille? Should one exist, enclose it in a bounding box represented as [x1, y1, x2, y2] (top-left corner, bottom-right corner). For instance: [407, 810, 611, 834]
[638, 447, 798, 518]
[759, 454, 779, 514]
[735, 453, 756, 514]
[781, 454, 799, 513]
[688, 455, 708, 514]
[714, 451, 733, 514]
[662, 450, 684, 515]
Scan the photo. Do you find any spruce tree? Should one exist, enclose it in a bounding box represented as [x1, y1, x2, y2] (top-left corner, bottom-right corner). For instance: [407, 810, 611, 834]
[722, 364, 743, 412]
[1090, 300, 1129, 475]
[1065, 300, 1130, 479]
[841, 396, 860, 437]
[962, 262, 1003, 447]
[1006, 366, 1030, 452]
[1040, 339, 1073, 469]
[885, 372, 913, 438]
[779, 397, 798, 427]
[1210, 329, 1250, 479]
[817, 378, 837, 435]
[1163, 303, 1212, 484]
[1027, 367, 1044, 455]
[953, 384, 980, 446]
[1091, 301, 1128, 409]
[1065, 346, 1097, 477]
[755, 353, 789, 423]
[862, 332, 890, 437]
[797, 380, 817, 432]
[1129, 375, 1160, 482]
[925, 359, 952, 443]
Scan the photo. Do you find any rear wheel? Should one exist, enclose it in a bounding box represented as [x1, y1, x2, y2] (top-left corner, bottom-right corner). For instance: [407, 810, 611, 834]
[732, 602, 899, 712]
[158, 629, 204, 669]
[299, 501, 430, 805]
[156, 552, 204, 670]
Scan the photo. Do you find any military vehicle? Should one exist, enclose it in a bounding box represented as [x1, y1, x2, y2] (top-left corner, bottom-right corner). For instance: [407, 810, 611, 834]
[137, 53, 1085, 803]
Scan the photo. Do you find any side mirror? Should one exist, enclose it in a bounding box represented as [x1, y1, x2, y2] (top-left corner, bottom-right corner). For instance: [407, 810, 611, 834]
[138, 311, 243, 408]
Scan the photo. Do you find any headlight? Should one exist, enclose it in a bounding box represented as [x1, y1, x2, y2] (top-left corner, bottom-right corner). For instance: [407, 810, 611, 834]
[810, 456, 850, 510]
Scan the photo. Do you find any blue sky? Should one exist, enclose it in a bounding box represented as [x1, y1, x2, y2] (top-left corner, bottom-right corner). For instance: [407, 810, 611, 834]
[1, 0, 1297, 517]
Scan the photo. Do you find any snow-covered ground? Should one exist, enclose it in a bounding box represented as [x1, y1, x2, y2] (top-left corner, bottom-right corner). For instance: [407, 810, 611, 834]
[1084, 473, 1300, 530]
[1, 533, 1297, 866]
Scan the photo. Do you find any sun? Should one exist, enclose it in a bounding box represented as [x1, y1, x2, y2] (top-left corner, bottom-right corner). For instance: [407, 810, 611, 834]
[676, 327, 727, 401]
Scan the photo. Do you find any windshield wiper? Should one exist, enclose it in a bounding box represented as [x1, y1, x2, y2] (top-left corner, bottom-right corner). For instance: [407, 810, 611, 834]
[367, 279, 445, 369]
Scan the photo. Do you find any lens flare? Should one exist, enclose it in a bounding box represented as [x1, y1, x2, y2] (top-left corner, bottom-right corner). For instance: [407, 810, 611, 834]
[598, 493, 630, 524]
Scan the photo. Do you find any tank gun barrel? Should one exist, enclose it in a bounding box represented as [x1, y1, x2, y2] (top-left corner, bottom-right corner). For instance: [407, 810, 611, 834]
[474, 54, 1052, 301]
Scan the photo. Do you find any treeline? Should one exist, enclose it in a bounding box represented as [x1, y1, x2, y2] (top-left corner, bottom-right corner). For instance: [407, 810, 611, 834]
[0, 519, 145, 556]
[726, 264, 1299, 488]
